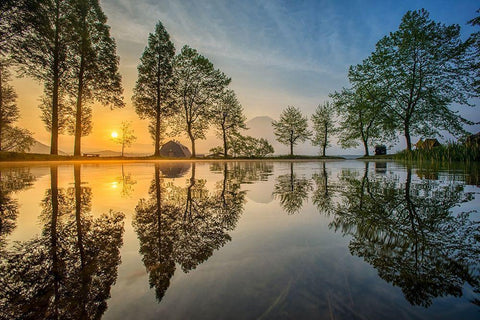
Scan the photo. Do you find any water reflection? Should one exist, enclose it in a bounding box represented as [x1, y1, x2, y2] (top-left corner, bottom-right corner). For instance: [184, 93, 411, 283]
[0, 165, 125, 319]
[273, 162, 312, 214]
[0, 167, 36, 246]
[329, 164, 480, 307]
[133, 162, 247, 302]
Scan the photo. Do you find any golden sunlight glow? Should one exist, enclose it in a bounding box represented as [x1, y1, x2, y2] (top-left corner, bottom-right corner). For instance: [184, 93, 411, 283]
[111, 131, 118, 138]
[111, 181, 118, 189]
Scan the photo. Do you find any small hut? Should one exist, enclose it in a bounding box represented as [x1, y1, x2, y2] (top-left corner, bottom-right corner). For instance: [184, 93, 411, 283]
[374, 145, 387, 155]
[159, 140, 191, 158]
[415, 139, 441, 150]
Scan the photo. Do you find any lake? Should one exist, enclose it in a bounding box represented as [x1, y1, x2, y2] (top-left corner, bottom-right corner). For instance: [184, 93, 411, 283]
[0, 160, 478, 320]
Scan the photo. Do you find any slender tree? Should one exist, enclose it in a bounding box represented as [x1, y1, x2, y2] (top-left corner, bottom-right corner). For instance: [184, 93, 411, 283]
[133, 21, 175, 156]
[172, 45, 231, 157]
[69, 0, 124, 156]
[211, 90, 246, 158]
[362, 9, 477, 151]
[272, 106, 311, 157]
[112, 121, 136, 157]
[311, 102, 336, 157]
[12, 0, 74, 155]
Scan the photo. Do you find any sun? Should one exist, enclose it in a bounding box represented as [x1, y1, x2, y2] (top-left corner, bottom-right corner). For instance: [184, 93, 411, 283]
[111, 131, 118, 138]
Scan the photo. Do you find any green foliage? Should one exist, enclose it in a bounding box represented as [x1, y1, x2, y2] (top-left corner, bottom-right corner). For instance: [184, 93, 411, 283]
[395, 141, 480, 162]
[133, 21, 175, 155]
[311, 102, 336, 156]
[272, 106, 311, 156]
[468, 9, 480, 94]
[172, 45, 231, 157]
[0, 126, 35, 152]
[211, 90, 247, 158]
[358, 9, 477, 150]
[229, 133, 274, 158]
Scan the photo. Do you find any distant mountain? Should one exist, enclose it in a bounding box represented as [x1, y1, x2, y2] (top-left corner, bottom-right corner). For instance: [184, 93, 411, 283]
[28, 140, 68, 155]
[91, 150, 151, 157]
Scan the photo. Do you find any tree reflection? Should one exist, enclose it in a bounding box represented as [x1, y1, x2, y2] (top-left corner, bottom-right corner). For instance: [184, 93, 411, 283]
[273, 162, 312, 214]
[330, 165, 480, 307]
[134, 162, 246, 302]
[0, 165, 125, 319]
[115, 164, 137, 198]
[0, 167, 36, 246]
[312, 162, 335, 216]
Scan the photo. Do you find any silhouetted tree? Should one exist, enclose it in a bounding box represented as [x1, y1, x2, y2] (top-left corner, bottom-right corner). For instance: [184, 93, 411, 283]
[69, 0, 124, 156]
[112, 121, 136, 157]
[172, 46, 231, 157]
[133, 21, 175, 156]
[211, 90, 247, 158]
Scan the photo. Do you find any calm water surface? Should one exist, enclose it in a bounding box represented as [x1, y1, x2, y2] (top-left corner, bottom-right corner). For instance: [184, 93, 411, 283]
[0, 160, 479, 320]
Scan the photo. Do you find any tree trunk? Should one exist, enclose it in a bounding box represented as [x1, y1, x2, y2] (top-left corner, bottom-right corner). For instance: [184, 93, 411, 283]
[187, 124, 195, 157]
[363, 139, 369, 157]
[322, 124, 327, 157]
[290, 130, 294, 156]
[121, 140, 125, 157]
[74, 56, 85, 156]
[154, 110, 161, 157]
[405, 122, 412, 151]
[289, 162, 294, 191]
[222, 124, 227, 158]
[50, 1, 60, 155]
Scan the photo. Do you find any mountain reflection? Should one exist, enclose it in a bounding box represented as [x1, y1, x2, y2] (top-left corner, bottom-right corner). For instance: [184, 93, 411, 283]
[273, 162, 312, 214]
[0, 167, 36, 246]
[134, 162, 248, 302]
[0, 165, 125, 320]
[328, 164, 480, 307]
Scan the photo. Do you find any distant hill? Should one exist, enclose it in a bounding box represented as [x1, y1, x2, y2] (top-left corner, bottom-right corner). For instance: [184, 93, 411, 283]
[91, 150, 151, 157]
[28, 140, 68, 155]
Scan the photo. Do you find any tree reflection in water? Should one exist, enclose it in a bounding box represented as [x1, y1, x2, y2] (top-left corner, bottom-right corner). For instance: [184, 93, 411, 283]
[0, 165, 125, 320]
[134, 162, 250, 302]
[273, 162, 312, 214]
[0, 167, 36, 247]
[329, 163, 480, 307]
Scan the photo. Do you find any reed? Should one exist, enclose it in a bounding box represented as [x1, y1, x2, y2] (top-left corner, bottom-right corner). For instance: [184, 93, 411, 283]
[394, 142, 480, 163]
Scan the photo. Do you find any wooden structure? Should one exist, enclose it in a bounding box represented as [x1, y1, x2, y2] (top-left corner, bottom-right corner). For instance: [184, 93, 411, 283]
[159, 140, 191, 158]
[83, 153, 100, 157]
[415, 139, 441, 150]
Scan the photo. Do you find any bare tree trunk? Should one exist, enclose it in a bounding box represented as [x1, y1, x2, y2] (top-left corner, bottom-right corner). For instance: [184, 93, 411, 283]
[188, 124, 195, 157]
[0, 64, 3, 151]
[50, 0, 61, 155]
[74, 56, 85, 156]
[222, 124, 227, 158]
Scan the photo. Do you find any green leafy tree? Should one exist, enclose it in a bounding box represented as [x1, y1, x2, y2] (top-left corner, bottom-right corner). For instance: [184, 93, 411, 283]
[211, 90, 247, 158]
[172, 45, 231, 157]
[362, 9, 477, 151]
[229, 133, 274, 158]
[272, 106, 311, 156]
[272, 162, 312, 214]
[69, 0, 124, 156]
[133, 21, 175, 156]
[1, 126, 34, 152]
[331, 84, 392, 156]
[113, 121, 136, 157]
[311, 102, 336, 157]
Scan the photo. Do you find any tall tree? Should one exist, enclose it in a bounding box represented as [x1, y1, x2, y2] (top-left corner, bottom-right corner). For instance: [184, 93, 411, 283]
[172, 45, 231, 157]
[363, 9, 477, 151]
[311, 102, 336, 157]
[133, 21, 175, 156]
[211, 90, 247, 158]
[12, 0, 74, 155]
[272, 106, 311, 157]
[69, 0, 124, 156]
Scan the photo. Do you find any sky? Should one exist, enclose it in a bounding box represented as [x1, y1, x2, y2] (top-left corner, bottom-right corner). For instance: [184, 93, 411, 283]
[13, 0, 479, 155]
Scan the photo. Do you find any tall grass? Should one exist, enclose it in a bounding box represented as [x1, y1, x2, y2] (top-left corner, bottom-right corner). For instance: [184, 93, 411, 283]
[395, 142, 480, 163]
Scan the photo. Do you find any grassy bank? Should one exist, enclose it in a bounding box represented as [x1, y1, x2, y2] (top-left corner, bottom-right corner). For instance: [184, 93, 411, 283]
[394, 143, 479, 163]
